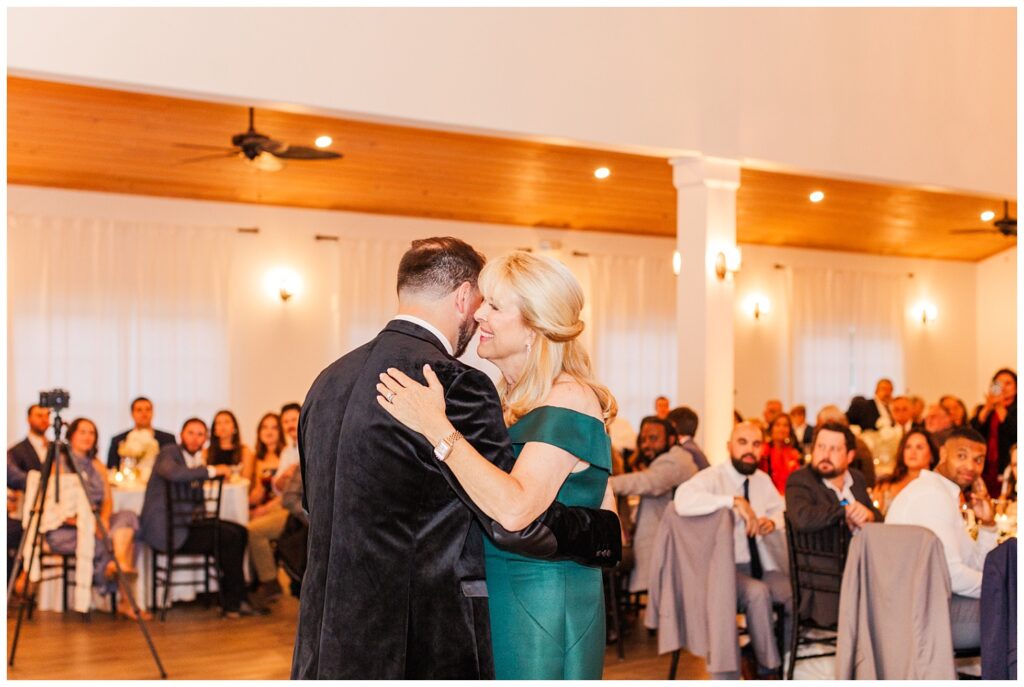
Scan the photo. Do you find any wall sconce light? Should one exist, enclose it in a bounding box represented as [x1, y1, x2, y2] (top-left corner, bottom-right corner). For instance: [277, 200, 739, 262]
[265, 268, 302, 304]
[672, 250, 682, 276]
[715, 246, 742, 280]
[913, 301, 938, 324]
[744, 294, 771, 320]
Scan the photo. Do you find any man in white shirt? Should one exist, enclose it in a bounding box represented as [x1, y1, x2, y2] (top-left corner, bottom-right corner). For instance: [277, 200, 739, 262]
[674, 422, 791, 677]
[885, 427, 997, 650]
[274, 402, 302, 495]
[890, 395, 917, 435]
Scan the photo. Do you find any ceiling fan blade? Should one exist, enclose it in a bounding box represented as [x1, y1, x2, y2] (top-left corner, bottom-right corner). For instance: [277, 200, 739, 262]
[173, 142, 237, 152]
[272, 145, 343, 160]
[179, 152, 239, 164]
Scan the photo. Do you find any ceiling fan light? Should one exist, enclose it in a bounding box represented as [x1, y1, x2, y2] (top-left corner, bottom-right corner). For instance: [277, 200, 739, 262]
[315, 135, 332, 148]
[980, 210, 995, 222]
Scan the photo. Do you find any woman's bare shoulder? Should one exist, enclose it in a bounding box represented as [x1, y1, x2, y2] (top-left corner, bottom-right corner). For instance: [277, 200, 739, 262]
[542, 376, 603, 421]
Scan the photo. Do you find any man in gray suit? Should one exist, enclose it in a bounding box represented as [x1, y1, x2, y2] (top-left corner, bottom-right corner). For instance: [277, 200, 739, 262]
[140, 418, 265, 617]
[610, 416, 698, 593]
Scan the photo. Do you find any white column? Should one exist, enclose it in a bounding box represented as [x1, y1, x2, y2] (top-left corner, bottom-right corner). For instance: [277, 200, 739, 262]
[671, 155, 741, 463]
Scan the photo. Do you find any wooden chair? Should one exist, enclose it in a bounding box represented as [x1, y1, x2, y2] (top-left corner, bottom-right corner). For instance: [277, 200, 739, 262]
[150, 476, 224, 620]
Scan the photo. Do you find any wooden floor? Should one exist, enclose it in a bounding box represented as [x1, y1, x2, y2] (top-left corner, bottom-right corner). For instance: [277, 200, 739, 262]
[5, 583, 709, 680]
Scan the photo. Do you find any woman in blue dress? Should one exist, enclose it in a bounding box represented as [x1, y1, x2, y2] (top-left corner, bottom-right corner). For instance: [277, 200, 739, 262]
[46, 417, 147, 618]
[379, 251, 617, 679]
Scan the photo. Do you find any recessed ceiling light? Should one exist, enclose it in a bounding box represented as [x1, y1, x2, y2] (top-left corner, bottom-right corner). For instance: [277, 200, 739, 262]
[594, 167, 611, 180]
[315, 135, 332, 148]
[980, 210, 995, 222]
[809, 191, 825, 203]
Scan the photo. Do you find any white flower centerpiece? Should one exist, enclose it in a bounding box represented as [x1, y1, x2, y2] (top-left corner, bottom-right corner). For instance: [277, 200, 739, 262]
[858, 418, 902, 480]
[118, 430, 160, 482]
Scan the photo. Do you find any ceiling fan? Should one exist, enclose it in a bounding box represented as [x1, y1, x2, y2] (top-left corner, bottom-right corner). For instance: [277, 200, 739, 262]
[950, 200, 1017, 238]
[176, 107, 343, 171]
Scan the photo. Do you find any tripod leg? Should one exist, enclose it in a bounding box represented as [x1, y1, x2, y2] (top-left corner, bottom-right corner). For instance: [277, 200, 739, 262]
[7, 466, 51, 668]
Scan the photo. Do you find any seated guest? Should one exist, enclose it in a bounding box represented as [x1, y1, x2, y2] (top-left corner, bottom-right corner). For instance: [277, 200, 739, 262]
[8, 405, 50, 576]
[204, 410, 255, 483]
[885, 427, 998, 650]
[816, 405, 876, 487]
[870, 429, 939, 516]
[106, 397, 176, 470]
[674, 422, 791, 678]
[790, 404, 813, 452]
[785, 422, 882, 533]
[923, 404, 954, 447]
[890, 395, 919, 435]
[846, 377, 894, 431]
[940, 394, 970, 428]
[760, 413, 802, 494]
[48, 418, 146, 619]
[627, 415, 678, 473]
[274, 403, 302, 495]
[997, 444, 1016, 506]
[763, 398, 783, 426]
[609, 417, 697, 594]
[909, 395, 926, 426]
[667, 406, 709, 471]
[141, 418, 268, 618]
[247, 412, 289, 606]
[970, 368, 1017, 497]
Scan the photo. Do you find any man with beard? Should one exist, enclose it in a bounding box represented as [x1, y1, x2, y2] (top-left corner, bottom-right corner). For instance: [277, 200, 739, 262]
[610, 417, 697, 594]
[886, 427, 997, 650]
[293, 237, 620, 679]
[784, 422, 881, 626]
[673, 422, 791, 679]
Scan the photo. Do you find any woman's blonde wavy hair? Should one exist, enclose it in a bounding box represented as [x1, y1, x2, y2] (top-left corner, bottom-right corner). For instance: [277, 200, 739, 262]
[478, 251, 617, 429]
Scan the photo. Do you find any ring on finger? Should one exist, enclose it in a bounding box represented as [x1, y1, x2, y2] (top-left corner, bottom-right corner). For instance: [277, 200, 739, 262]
[386, 391, 396, 403]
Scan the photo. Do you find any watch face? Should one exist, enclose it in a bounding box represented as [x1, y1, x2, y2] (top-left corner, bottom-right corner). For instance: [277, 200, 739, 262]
[434, 441, 451, 461]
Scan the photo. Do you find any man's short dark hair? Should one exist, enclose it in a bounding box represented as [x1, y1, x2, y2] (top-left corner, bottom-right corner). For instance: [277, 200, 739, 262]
[942, 425, 986, 447]
[396, 237, 486, 298]
[639, 416, 678, 444]
[280, 402, 302, 416]
[812, 422, 856, 452]
[131, 396, 152, 411]
[27, 404, 43, 416]
[181, 417, 207, 432]
[667, 406, 699, 438]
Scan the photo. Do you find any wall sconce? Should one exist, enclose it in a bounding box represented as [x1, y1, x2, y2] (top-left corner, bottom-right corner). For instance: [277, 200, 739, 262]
[672, 250, 681, 276]
[714, 246, 742, 280]
[913, 301, 938, 324]
[265, 268, 302, 304]
[744, 294, 771, 320]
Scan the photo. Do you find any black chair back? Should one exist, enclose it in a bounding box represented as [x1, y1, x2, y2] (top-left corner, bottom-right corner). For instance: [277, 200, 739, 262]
[785, 513, 850, 600]
[162, 477, 224, 551]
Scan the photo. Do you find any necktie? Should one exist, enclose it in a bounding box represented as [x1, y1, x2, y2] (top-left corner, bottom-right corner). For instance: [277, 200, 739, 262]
[744, 478, 764, 579]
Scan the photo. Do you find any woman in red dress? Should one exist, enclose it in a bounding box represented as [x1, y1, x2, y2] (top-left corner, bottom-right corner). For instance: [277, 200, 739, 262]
[759, 412, 802, 493]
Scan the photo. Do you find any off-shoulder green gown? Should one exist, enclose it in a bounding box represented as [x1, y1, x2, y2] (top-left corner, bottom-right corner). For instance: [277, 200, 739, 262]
[482, 405, 611, 679]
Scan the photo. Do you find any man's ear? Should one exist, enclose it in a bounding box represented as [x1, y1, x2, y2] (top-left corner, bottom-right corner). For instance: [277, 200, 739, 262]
[454, 281, 474, 315]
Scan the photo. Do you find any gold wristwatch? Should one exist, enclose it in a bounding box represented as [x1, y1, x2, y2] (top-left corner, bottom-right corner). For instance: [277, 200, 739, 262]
[434, 430, 463, 462]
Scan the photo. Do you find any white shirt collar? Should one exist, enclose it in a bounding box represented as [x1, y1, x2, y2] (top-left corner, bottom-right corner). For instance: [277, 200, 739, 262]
[392, 315, 454, 356]
[183, 447, 204, 469]
[821, 470, 855, 500]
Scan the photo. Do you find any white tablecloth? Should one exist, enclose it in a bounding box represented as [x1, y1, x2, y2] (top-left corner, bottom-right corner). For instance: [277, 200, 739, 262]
[34, 478, 249, 612]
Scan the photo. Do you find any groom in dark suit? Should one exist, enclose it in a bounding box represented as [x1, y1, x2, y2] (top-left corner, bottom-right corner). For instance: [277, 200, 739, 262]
[106, 397, 177, 470]
[293, 237, 620, 679]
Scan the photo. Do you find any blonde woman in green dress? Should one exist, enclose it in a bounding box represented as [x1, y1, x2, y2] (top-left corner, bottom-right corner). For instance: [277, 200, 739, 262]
[378, 251, 617, 680]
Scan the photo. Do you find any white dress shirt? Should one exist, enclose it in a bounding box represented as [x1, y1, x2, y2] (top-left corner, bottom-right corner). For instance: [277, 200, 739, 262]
[674, 460, 787, 572]
[275, 444, 301, 495]
[874, 397, 894, 428]
[822, 470, 856, 505]
[392, 315, 454, 356]
[885, 469, 998, 598]
[183, 447, 218, 479]
[28, 433, 48, 463]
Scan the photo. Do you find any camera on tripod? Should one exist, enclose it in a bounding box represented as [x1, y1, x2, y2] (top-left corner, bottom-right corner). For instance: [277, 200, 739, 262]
[38, 388, 70, 411]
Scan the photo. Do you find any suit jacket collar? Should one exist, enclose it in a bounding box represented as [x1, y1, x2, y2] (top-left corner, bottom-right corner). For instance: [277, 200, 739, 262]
[383, 318, 454, 359]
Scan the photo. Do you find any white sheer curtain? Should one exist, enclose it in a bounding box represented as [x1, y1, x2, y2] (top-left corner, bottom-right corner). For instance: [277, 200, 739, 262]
[7, 214, 232, 447]
[787, 266, 906, 417]
[588, 253, 677, 429]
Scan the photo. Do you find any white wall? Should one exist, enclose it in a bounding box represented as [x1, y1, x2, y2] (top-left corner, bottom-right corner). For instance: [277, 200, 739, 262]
[733, 245, 987, 420]
[8, 7, 1015, 196]
[8, 186, 1016, 446]
[6, 185, 676, 445]
[976, 247, 1018, 393]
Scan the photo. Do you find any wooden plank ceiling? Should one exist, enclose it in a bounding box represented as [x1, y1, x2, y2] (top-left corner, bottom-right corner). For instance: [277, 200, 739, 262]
[8, 76, 1016, 261]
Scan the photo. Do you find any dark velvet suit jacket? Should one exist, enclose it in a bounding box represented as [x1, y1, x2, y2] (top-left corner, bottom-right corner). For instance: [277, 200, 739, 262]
[139, 443, 209, 553]
[107, 427, 177, 470]
[784, 465, 883, 626]
[845, 396, 889, 431]
[292, 320, 611, 679]
[7, 438, 44, 491]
